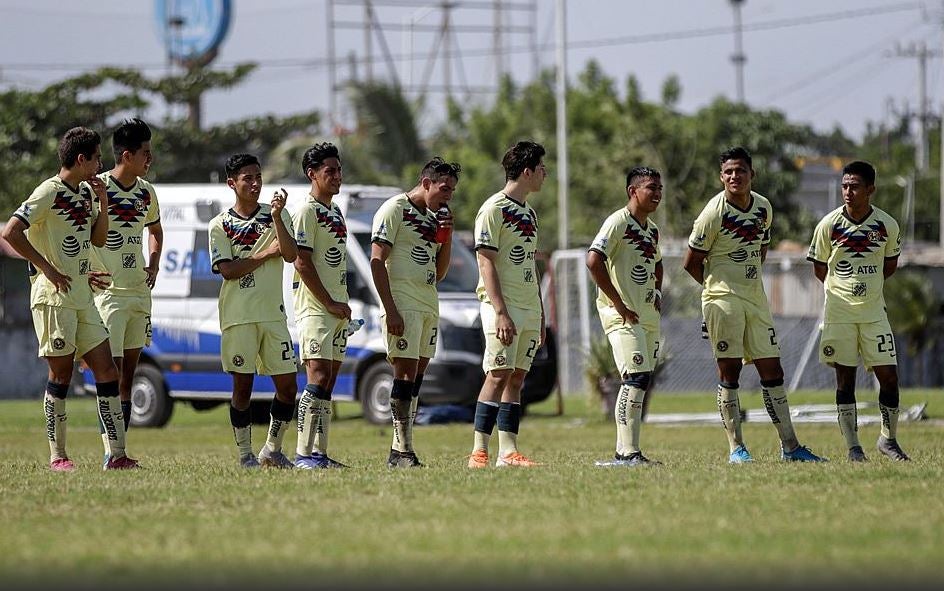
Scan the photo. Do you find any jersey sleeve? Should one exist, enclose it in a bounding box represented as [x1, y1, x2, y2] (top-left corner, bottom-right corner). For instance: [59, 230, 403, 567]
[13, 183, 55, 227]
[688, 206, 716, 253]
[208, 218, 233, 273]
[474, 203, 502, 251]
[807, 217, 831, 264]
[371, 200, 399, 246]
[761, 202, 773, 246]
[588, 214, 620, 260]
[293, 207, 315, 252]
[884, 216, 901, 259]
[144, 182, 161, 226]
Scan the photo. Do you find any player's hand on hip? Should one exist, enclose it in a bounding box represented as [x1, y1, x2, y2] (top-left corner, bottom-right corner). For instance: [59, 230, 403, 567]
[386, 310, 405, 337]
[47, 268, 72, 293]
[87, 270, 111, 291]
[495, 311, 517, 346]
[270, 188, 287, 215]
[616, 301, 639, 325]
[329, 301, 351, 320]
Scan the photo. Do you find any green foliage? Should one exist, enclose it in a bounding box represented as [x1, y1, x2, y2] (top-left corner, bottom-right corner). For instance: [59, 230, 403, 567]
[885, 270, 941, 355]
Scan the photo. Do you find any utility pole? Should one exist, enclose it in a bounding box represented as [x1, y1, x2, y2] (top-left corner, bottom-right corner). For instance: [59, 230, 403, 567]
[556, 0, 568, 252]
[890, 42, 941, 171]
[729, 0, 747, 103]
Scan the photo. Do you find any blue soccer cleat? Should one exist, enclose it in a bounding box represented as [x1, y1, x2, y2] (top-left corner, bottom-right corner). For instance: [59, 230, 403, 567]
[729, 445, 753, 464]
[295, 452, 349, 469]
[782, 444, 828, 463]
[239, 453, 261, 469]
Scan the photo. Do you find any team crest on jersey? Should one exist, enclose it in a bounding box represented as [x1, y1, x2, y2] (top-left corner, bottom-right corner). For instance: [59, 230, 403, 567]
[52, 338, 65, 350]
[308, 340, 321, 355]
[623, 224, 658, 260]
[717, 341, 729, 352]
[495, 354, 507, 366]
[316, 206, 347, 243]
[396, 338, 408, 351]
[632, 353, 644, 366]
[108, 187, 151, 228]
[500, 205, 537, 241]
[823, 345, 835, 357]
[52, 190, 94, 231]
[720, 207, 767, 245]
[402, 209, 437, 246]
[232, 355, 245, 367]
[831, 220, 888, 257]
[223, 212, 272, 252]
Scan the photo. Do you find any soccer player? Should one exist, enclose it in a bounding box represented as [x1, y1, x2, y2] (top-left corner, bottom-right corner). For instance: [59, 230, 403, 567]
[682, 146, 825, 463]
[2, 127, 137, 470]
[467, 140, 546, 468]
[587, 167, 664, 466]
[209, 154, 298, 469]
[807, 161, 908, 462]
[88, 118, 163, 432]
[292, 142, 352, 469]
[370, 157, 459, 468]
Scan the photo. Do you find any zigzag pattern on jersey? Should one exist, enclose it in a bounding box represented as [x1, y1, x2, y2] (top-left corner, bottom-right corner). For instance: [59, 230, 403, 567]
[402, 208, 437, 246]
[831, 219, 887, 257]
[720, 206, 767, 245]
[316, 206, 347, 243]
[223, 212, 273, 252]
[51, 189, 93, 231]
[107, 187, 151, 228]
[623, 223, 658, 261]
[500, 204, 537, 241]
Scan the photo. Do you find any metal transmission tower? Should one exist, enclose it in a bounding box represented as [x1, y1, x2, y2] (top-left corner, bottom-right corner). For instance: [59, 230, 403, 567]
[325, 0, 539, 133]
[729, 0, 747, 103]
[889, 42, 941, 172]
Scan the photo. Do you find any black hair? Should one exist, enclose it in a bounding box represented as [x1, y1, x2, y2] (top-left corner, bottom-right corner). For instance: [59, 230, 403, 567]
[419, 156, 461, 182]
[719, 146, 753, 169]
[302, 142, 341, 176]
[57, 127, 100, 168]
[626, 166, 661, 188]
[842, 160, 876, 186]
[225, 154, 260, 178]
[112, 118, 152, 162]
[501, 140, 546, 181]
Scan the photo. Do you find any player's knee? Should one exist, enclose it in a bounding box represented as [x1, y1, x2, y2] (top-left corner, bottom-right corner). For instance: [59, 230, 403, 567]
[507, 371, 526, 391]
[835, 388, 856, 405]
[46, 381, 70, 399]
[391, 378, 414, 401]
[622, 372, 650, 391]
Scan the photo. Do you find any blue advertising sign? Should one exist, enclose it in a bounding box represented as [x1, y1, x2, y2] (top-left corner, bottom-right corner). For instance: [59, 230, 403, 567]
[154, 0, 232, 65]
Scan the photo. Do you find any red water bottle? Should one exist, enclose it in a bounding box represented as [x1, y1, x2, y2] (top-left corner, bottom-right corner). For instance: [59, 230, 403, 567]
[435, 206, 452, 243]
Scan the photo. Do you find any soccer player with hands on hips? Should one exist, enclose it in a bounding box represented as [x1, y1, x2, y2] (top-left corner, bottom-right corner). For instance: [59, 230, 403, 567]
[208, 154, 299, 469]
[467, 141, 547, 469]
[291, 142, 353, 469]
[587, 167, 665, 467]
[3, 127, 139, 470]
[370, 157, 459, 468]
[807, 161, 909, 462]
[683, 146, 826, 464]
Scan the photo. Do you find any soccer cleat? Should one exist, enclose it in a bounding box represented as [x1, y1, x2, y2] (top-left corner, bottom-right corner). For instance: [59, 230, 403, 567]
[50, 457, 75, 472]
[239, 453, 261, 469]
[728, 445, 753, 464]
[495, 451, 542, 467]
[387, 449, 423, 468]
[467, 449, 489, 469]
[596, 451, 662, 467]
[847, 446, 868, 462]
[782, 445, 828, 463]
[876, 437, 910, 461]
[103, 455, 140, 470]
[258, 449, 295, 469]
[295, 453, 349, 469]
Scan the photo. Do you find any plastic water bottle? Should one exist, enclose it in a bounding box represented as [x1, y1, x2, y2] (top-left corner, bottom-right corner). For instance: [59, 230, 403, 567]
[347, 318, 365, 336]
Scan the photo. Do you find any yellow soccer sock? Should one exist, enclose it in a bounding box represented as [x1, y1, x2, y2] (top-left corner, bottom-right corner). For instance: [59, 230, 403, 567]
[43, 394, 67, 461]
[97, 394, 126, 458]
[761, 384, 798, 449]
[312, 398, 332, 455]
[233, 426, 252, 459]
[626, 385, 646, 454]
[390, 398, 412, 452]
[837, 403, 860, 449]
[879, 404, 899, 440]
[263, 399, 294, 455]
[295, 390, 317, 457]
[717, 384, 744, 453]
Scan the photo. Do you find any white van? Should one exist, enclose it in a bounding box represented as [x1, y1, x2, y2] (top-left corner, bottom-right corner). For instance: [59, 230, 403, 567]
[83, 183, 557, 426]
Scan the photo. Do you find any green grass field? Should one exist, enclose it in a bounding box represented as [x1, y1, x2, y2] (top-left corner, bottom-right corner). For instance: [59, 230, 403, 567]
[1, 389, 942, 589]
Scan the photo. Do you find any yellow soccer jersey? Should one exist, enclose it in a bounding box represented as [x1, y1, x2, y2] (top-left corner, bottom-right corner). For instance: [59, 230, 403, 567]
[12, 176, 98, 310]
[89, 172, 160, 299]
[807, 205, 901, 324]
[371, 193, 440, 315]
[208, 204, 294, 330]
[688, 191, 772, 302]
[589, 208, 662, 330]
[474, 192, 540, 310]
[292, 198, 349, 319]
